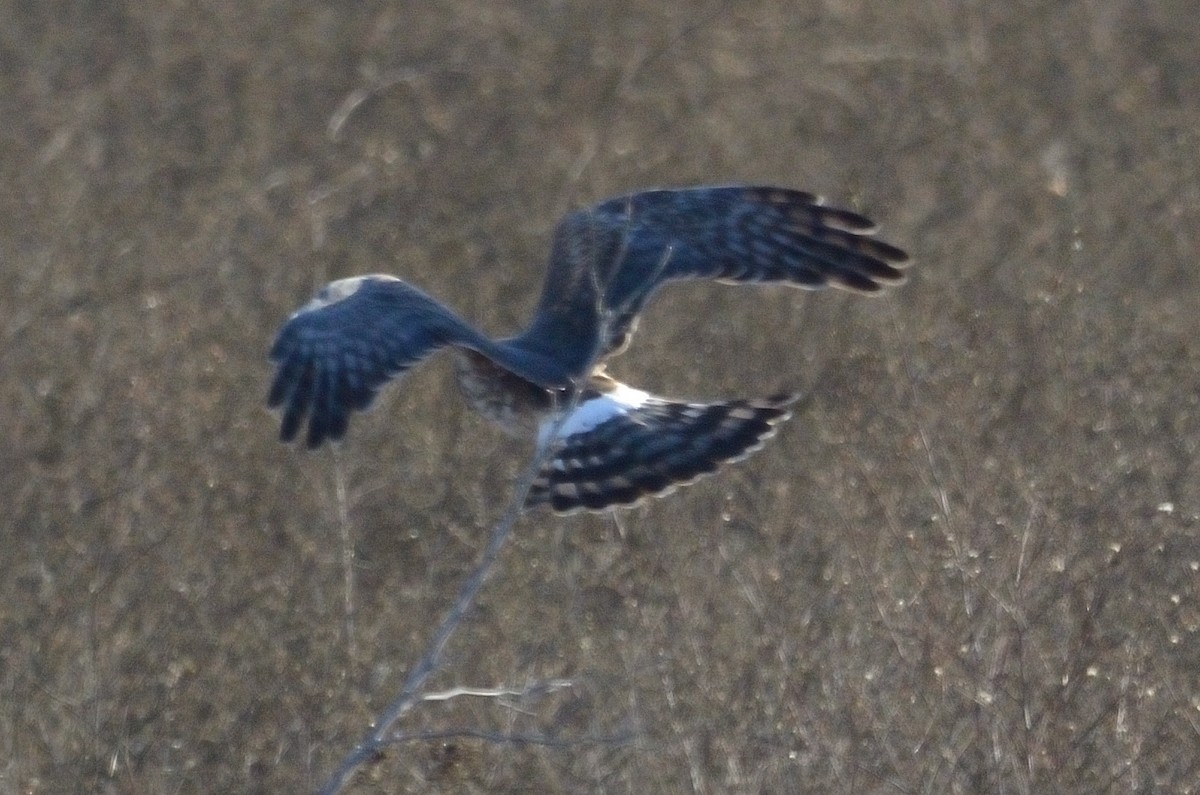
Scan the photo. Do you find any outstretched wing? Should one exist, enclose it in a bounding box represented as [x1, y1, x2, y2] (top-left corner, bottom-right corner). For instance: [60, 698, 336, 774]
[512, 186, 910, 380]
[267, 275, 493, 448]
[527, 386, 797, 514]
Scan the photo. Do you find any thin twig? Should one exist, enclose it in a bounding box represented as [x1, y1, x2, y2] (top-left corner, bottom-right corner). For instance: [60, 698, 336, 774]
[419, 679, 575, 704]
[327, 69, 421, 142]
[331, 448, 358, 668]
[316, 203, 659, 794]
[388, 726, 636, 749]
[316, 404, 575, 795]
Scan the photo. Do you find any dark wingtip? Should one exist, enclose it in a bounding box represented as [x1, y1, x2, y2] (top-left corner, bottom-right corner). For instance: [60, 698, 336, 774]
[279, 402, 303, 443]
[745, 186, 819, 209]
[837, 269, 892, 294]
[305, 426, 325, 449]
[266, 371, 288, 409]
[764, 392, 801, 407]
[812, 204, 879, 233]
[303, 406, 351, 450]
[267, 332, 287, 364]
[864, 238, 912, 266]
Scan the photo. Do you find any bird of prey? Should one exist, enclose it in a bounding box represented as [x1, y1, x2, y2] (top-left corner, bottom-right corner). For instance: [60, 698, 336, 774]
[267, 186, 910, 513]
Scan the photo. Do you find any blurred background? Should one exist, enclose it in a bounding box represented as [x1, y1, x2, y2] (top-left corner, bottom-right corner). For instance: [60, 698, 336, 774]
[3, 1, 1198, 792]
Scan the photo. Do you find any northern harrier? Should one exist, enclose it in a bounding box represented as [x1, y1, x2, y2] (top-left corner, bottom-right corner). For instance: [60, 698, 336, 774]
[268, 186, 910, 513]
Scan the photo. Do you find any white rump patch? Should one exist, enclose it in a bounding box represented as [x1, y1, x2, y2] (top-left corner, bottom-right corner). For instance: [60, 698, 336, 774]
[537, 383, 652, 448]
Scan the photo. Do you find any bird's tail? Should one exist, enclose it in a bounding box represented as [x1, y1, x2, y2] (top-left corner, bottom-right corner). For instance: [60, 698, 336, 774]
[526, 392, 797, 514]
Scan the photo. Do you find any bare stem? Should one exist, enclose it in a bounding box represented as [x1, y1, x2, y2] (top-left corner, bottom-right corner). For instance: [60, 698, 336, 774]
[317, 200, 655, 795]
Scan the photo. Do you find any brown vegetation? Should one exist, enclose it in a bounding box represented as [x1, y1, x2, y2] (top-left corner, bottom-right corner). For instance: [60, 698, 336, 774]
[2, 1, 1198, 792]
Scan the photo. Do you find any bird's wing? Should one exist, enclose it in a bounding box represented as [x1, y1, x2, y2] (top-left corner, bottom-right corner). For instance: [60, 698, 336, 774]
[267, 275, 493, 448]
[527, 387, 796, 514]
[514, 186, 910, 380]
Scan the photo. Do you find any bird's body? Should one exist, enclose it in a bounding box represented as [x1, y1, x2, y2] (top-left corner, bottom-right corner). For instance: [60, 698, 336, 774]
[451, 348, 555, 437]
[268, 186, 910, 513]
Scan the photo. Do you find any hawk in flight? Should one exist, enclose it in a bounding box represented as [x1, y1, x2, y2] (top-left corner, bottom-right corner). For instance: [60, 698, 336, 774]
[268, 186, 909, 513]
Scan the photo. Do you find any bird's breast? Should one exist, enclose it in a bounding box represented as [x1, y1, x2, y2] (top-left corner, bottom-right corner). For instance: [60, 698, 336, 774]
[452, 349, 557, 436]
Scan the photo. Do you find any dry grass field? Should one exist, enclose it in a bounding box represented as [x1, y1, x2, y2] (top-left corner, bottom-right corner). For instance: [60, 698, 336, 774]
[3, 1, 1198, 792]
